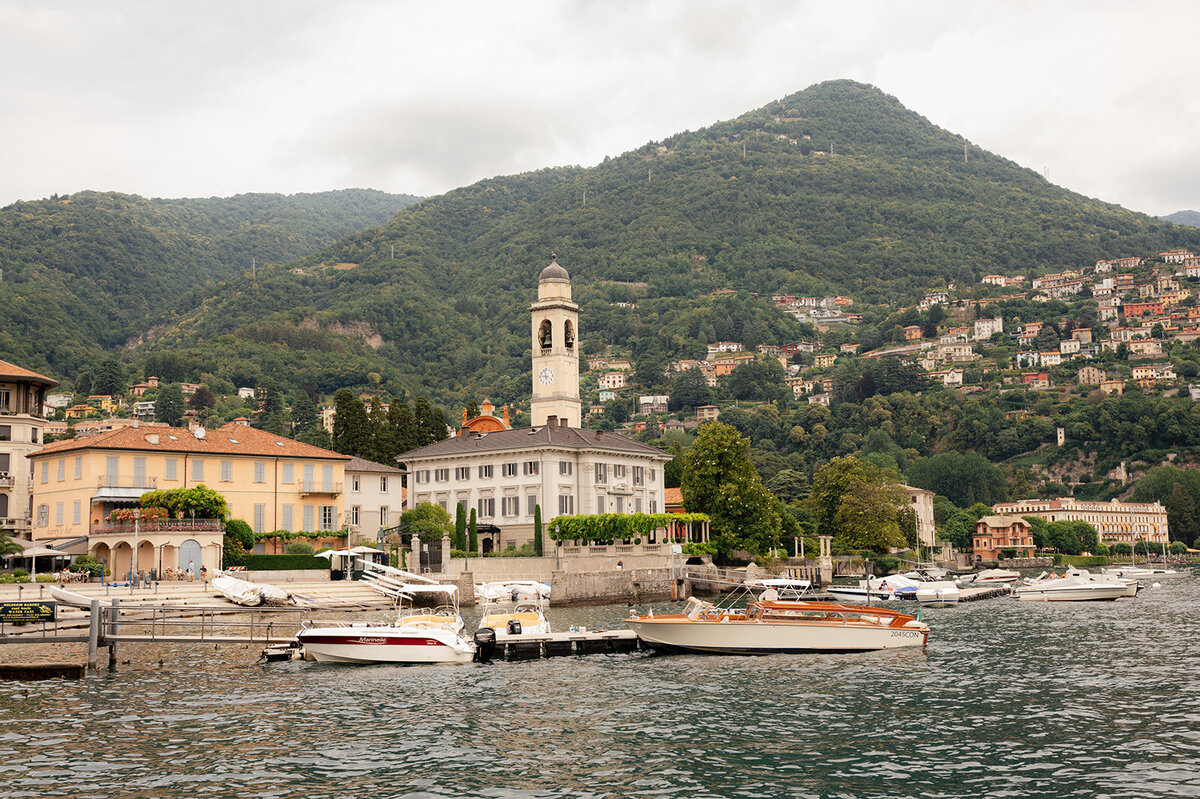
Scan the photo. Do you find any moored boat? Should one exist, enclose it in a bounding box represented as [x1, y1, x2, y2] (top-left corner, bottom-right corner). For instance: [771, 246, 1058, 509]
[1013, 572, 1129, 601]
[626, 596, 929, 654]
[477, 598, 552, 636]
[212, 571, 295, 606]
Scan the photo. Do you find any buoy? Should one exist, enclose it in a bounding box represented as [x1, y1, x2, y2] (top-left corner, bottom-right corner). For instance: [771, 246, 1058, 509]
[1152, 582, 1162, 589]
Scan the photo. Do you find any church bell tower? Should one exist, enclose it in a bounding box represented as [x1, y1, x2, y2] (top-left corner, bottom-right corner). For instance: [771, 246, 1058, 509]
[530, 254, 581, 428]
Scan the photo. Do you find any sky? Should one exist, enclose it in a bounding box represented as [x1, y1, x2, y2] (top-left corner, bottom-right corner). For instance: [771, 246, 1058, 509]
[2, 0, 1198, 217]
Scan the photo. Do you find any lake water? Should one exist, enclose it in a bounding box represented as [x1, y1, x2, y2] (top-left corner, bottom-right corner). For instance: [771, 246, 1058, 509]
[1, 574, 1199, 798]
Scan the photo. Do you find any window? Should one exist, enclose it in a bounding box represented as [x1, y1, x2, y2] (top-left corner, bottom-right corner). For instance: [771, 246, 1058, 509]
[55, 502, 63, 525]
[192, 459, 204, 481]
[254, 462, 266, 483]
[595, 463, 607, 484]
[41, 461, 48, 483]
[477, 497, 496, 518]
[74, 457, 82, 480]
[319, 505, 336, 531]
[36, 504, 48, 527]
[0, 389, 9, 411]
[613, 464, 626, 478]
[253, 504, 266, 534]
[527, 495, 537, 516]
[57, 459, 64, 481]
[649, 468, 656, 483]
[380, 476, 389, 492]
[438, 500, 447, 511]
[303, 505, 314, 531]
[414, 470, 430, 484]
[502, 463, 518, 477]
[283, 463, 294, 483]
[502, 497, 520, 516]
[350, 474, 360, 491]
[282, 504, 294, 531]
[559, 461, 573, 476]
[0, 425, 9, 442]
[303, 464, 314, 489]
[73, 500, 81, 525]
[615, 496, 624, 514]
[634, 497, 642, 513]
[524, 461, 539, 476]
[0, 453, 7, 473]
[133, 457, 146, 487]
[455, 466, 470, 480]
[350, 506, 361, 527]
[479, 465, 493, 479]
[380, 506, 389, 526]
[650, 499, 657, 514]
[164, 458, 177, 481]
[322, 465, 333, 491]
[558, 495, 575, 515]
[596, 494, 605, 512]
[633, 466, 644, 486]
[434, 469, 450, 483]
[221, 460, 233, 482]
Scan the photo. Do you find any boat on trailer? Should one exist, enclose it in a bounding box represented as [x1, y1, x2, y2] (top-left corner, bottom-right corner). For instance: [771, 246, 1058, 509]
[626, 596, 929, 654]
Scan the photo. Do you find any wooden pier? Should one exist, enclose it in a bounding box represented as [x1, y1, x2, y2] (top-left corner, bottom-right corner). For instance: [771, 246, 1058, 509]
[958, 584, 1013, 602]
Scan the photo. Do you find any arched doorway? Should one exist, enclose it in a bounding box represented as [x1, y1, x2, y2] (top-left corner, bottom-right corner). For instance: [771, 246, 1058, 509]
[481, 537, 494, 555]
[92, 543, 111, 579]
[178, 539, 201, 572]
[0, 493, 8, 518]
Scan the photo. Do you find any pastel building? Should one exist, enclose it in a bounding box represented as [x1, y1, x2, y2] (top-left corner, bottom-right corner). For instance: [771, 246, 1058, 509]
[992, 497, 1168, 546]
[28, 423, 350, 578]
[0, 360, 58, 536]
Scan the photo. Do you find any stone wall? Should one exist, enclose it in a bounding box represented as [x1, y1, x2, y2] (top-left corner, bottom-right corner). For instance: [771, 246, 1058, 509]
[547, 567, 685, 606]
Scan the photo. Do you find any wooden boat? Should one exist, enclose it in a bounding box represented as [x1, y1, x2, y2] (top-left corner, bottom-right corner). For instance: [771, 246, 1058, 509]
[626, 597, 929, 654]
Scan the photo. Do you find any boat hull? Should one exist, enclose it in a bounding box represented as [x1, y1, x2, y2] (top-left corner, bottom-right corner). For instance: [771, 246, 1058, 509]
[626, 618, 928, 654]
[296, 629, 474, 664]
[1014, 584, 1127, 601]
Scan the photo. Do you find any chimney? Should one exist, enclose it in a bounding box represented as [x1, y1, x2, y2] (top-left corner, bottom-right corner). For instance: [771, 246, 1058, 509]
[547, 415, 558, 430]
[596, 429, 604, 439]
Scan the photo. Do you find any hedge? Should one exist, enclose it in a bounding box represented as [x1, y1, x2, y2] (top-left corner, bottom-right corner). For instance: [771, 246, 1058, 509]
[242, 555, 329, 571]
[547, 512, 710, 544]
[1052, 554, 1110, 568]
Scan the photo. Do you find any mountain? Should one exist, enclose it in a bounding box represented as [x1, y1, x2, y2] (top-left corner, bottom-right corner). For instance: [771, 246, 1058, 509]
[51, 81, 1200, 406]
[1162, 210, 1200, 228]
[0, 189, 420, 377]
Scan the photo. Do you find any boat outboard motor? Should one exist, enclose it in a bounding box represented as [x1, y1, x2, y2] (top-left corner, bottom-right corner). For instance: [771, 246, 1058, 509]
[507, 618, 523, 636]
[473, 627, 497, 663]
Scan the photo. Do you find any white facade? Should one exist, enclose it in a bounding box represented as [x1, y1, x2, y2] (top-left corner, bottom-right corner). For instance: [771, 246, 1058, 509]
[345, 456, 407, 545]
[530, 256, 582, 428]
[974, 316, 1003, 341]
[0, 361, 57, 535]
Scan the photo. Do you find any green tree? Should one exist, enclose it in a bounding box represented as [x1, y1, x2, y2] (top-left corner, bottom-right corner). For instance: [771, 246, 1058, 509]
[454, 502, 467, 551]
[807, 456, 910, 553]
[332, 388, 371, 457]
[255, 377, 287, 434]
[0, 529, 23, 558]
[533, 504, 544, 556]
[468, 508, 478, 553]
[681, 421, 781, 556]
[669, 368, 713, 411]
[93, 358, 126, 396]
[1168, 482, 1197, 547]
[155, 383, 185, 426]
[139, 484, 229, 519]
[399, 502, 453, 539]
[764, 469, 809, 503]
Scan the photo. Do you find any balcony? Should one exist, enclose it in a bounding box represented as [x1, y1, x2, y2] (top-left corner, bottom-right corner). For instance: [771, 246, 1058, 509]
[299, 481, 343, 498]
[0, 474, 12, 488]
[92, 518, 224, 536]
[97, 475, 158, 490]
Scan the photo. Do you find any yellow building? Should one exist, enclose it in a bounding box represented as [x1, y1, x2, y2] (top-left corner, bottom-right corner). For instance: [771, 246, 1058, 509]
[28, 421, 349, 579]
[992, 497, 1168, 546]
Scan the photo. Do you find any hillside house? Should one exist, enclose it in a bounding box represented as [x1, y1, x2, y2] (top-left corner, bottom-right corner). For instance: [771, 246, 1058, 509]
[1129, 339, 1164, 358]
[813, 353, 837, 369]
[1099, 380, 1125, 396]
[974, 317, 1004, 340]
[903, 326, 923, 342]
[598, 372, 627, 390]
[972, 516, 1035, 561]
[1077, 366, 1105, 386]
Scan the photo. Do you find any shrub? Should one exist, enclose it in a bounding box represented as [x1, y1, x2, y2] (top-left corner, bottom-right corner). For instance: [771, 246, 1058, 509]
[35, 574, 56, 583]
[487, 543, 537, 558]
[13, 570, 29, 579]
[284, 541, 315, 556]
[1112, 543, 1133, 556]
[72, 555, 103, 577]
[1169, 541, 1188, 555]
[870, 555, 901, 575]
[242, 554, 329, 571]
[682, 542, 718, 556]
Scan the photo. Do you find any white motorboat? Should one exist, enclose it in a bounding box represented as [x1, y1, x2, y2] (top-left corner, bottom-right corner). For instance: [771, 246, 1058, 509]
[915, 584, 960, 607]
[961, 568, 1021, 585]
[295, 586, 473, 664]
[626, 596, 929, 654]
[1058, 567, 1139, 597]
[745, 578, 813, 601]
[477, 598, 551, 636]
[474, 581, 551, 602]
[212, 571, 295, 606]
[827, 573, 958, 603]
[1102, 565, 1184, 581]
[1014, 572, 1129, 601]
[49, 586, 111, 608]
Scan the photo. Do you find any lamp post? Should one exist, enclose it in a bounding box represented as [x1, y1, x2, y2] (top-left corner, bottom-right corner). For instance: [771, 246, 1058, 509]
[131, 507, 141, 593]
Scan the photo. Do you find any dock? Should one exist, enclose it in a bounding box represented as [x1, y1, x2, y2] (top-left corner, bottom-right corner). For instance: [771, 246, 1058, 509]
[958, 584, 1013, 601]
[493, 629, 641, 659]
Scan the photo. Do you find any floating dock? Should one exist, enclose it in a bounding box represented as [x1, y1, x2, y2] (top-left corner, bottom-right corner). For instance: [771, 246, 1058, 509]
[493, 629, 641, 660]
[958, 584, 1013, 602]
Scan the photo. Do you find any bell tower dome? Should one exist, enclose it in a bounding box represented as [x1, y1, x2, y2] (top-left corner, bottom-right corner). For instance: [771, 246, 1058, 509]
[530, 254, 581, 428]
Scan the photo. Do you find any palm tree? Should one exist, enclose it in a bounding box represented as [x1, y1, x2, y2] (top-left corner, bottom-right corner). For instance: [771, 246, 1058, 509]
[0, 528, 23, 559]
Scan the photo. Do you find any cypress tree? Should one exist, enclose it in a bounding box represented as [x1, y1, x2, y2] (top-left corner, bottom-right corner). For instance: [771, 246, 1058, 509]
[533, 504, 544, 556]
[468, 508, 477, 554]
[455, 502, 467, 551]
[155, 383, 185, 426]
[332, 388, 370, 456]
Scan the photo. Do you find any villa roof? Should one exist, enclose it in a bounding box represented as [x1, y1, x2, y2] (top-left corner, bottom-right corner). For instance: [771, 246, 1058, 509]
[31, 422, 349, 461]
[399, 424, 670, 462]
[345, 455, 405, 474]
[0, 359, 58, 388]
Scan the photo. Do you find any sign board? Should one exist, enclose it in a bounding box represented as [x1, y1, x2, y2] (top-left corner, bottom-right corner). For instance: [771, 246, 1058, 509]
[0, 602, 57, 624]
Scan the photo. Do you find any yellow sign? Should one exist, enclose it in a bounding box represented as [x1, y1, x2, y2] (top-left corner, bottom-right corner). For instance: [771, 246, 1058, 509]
[0, 602, 57, 623]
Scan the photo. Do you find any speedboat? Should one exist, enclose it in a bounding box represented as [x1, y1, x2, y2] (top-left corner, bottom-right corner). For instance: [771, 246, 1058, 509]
[477, 598, 551, 636]
[474, 581, 552, 602]
[915, 583, 960, 607]
[961, 568, 1021, 585]
[1102, 565, 1184, 581]
[295, 587, 473, 664]
[626, 596, 929, 654]
[1013, 571, 1129, 602]
[827, 573, 958, 603]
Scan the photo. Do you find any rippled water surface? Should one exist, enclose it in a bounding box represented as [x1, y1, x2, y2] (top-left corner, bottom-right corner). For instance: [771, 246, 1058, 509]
[2, 574, 1200, 798]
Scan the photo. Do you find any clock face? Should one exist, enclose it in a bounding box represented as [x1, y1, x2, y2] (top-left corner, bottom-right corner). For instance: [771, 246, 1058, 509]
[538, 366, 555, 386]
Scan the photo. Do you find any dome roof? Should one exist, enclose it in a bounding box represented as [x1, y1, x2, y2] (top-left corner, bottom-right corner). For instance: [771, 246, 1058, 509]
[539, 255, 569, 281]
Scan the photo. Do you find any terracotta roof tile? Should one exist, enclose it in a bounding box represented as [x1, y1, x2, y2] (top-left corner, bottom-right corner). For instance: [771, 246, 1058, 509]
[32, 422, 349, 461]
[0, 359, 58, 387]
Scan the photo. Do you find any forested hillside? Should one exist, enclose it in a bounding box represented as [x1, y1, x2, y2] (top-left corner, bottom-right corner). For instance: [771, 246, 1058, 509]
[1163, 210, 1200, 228]
[0, 189, 419, 377]
[131, 81, 1200, 407]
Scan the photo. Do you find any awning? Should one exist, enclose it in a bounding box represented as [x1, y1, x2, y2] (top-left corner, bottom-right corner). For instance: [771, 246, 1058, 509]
[91, 488, 145, 503]
[3, 539, 71, 559]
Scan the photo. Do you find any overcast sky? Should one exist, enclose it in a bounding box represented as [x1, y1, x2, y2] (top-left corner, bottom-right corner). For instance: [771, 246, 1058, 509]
[3, 0, 1198, 216]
